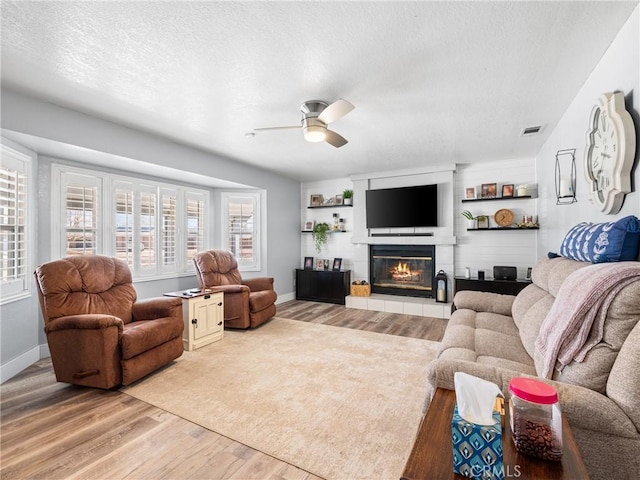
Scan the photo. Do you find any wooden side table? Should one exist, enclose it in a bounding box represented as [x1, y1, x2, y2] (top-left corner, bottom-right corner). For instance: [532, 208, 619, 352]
[164, 289, 224, 351]
[401, 388, 589, 480]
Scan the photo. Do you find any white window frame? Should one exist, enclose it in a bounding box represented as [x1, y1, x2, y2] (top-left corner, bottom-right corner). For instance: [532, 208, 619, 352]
[185, 191, 208, 273]
[52, 164, 210, 280]
[56, 170, 102, 258]
[221, 191, 262, 272]
[0, 141, 35, 304]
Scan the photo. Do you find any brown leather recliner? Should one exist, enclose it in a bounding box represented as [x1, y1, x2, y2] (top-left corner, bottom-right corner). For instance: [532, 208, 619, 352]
[34, 255, 184, 389]
[192, 249, 277, 329]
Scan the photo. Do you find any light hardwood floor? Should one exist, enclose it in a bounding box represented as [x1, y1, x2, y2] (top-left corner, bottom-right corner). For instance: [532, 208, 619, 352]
[1, 300, 446, 480]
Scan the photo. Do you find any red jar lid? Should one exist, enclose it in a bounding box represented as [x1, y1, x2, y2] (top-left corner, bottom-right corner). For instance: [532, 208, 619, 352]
[509, 377, 558, 404]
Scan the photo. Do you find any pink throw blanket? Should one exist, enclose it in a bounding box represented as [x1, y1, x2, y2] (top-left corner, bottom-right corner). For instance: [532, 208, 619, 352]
[534, 262, 640, 379]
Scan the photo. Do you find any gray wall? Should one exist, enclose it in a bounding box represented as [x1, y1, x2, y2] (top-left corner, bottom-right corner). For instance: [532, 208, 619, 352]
[1, 88, 300, 380]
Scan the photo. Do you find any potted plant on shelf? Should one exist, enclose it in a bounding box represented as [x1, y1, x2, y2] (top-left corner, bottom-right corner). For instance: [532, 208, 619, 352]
[462, 210, 477, 229]
[343, 189, 353, 205]
[312, 222, 331, 253]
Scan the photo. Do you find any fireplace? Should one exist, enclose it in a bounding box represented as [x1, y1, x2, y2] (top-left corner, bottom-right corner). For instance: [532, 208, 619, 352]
[369, 245, 435, 298]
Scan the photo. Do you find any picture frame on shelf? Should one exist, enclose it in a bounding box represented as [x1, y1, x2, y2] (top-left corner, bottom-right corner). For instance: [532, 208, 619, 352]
[332, 258, 342, 271]
[502, 184, 514, 197]
[481, 183, 497, 198]
[314, 258, 325, 271]
[477, 215, 490, 228]
[465, 187, 476, 199]
[302, 220, 315, 231]
[310, 194, 323, 206]
[304, 257, 314, 270]
[334, 195, 344, 205]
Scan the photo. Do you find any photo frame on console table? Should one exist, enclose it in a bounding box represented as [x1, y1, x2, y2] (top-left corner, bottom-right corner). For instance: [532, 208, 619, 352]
[314, 258, 325, 271]
[332, 258, 342, 271]
[304, 257, 314, 270]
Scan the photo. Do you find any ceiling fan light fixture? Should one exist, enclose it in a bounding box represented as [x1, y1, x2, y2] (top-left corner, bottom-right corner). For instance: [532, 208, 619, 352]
[304, 125, 327, 142]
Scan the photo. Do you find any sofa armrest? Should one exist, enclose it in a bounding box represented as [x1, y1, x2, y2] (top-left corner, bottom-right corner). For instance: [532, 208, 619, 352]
[453, 290, 514, 316]
[426, 358, 517, 398]
[243, 277, 274, 292]
[44, 314, 123, 334]
[426, 358, 638, 438]
[132, 297, 183, 321]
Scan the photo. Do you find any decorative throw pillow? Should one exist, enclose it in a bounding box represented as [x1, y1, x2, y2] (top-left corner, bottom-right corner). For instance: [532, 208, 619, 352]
[559, 215, 640, 263]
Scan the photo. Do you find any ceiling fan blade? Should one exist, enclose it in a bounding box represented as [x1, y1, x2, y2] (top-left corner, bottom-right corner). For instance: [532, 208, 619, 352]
[318, 99, 354, 124]
[325, 129, 348, 148]
[253, 125, 301, 132]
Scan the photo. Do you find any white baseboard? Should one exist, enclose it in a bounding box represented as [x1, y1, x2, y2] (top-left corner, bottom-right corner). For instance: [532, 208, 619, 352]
[276, 292, 295, 304]
[40, 343, 51, 359]
[0, 346, 40, 384]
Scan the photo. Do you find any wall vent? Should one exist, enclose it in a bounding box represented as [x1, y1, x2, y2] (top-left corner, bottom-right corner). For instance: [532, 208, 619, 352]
[521, 125, 543, 136]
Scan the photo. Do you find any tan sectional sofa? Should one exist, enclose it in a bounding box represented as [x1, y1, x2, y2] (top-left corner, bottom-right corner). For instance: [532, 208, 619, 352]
[426, 256, 640, 479]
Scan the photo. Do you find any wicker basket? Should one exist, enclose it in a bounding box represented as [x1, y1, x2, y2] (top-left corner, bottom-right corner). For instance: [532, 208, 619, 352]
[350, 284, 371, 297]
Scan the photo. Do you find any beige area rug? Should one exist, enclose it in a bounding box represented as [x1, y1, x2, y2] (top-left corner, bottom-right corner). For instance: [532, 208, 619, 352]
[121, 317, 439, 480]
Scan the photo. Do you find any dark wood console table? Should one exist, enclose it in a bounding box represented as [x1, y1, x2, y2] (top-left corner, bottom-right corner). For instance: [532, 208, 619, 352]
[455, 277, 531, 296]
[401, 388, 588, 480]
[295, 269, 351, 305]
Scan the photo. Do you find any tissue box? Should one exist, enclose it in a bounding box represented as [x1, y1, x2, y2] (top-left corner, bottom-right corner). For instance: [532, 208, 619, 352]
[452, 404, 503, 480]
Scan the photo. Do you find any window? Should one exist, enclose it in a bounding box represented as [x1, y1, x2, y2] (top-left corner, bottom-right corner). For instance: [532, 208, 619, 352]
[1, 142, 33, 303]
[53, 165, 210, 279]
[138, 187, 157, 271]
[115, 187, 134, 265]
[161, 190, 177, 269]
[63, 174, 100, 256]
[186, 192, 207, 265]
[222, 192, 261, 271]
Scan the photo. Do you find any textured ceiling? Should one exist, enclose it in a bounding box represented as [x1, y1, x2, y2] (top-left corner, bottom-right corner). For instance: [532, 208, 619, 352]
[1, 1, 638, 181]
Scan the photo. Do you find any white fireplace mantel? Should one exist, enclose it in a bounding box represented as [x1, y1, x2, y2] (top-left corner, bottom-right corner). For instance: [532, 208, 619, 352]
[351, 235, 457, 246]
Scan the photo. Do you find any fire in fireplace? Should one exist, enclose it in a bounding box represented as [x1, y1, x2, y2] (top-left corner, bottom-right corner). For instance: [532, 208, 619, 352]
[370, 245, 435, 298]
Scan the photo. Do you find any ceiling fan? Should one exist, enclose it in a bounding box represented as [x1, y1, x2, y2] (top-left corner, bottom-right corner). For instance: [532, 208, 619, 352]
[253, 99, 354, 148]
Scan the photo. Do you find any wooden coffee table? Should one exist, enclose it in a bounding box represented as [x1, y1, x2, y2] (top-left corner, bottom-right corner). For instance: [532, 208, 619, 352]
[401, 388, 589, 479]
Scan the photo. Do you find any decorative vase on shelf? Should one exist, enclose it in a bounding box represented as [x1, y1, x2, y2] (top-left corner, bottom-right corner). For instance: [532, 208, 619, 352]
[467, 219, 477, 229]
[343, 189, 353, 205]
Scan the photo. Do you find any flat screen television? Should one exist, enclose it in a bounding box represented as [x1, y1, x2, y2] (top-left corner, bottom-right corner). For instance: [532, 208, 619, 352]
[366, 184, 438, 228]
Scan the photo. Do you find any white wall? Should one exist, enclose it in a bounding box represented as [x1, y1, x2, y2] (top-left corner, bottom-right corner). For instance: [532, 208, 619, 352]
[0, 88, 301, 381]
[537, 5, 640, 254]
[300, 178, 355, 273]
[454, 159, 539, 279]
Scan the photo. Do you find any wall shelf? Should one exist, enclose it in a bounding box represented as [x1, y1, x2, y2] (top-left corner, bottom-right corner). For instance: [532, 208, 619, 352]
[467, 227, 539, 231]
[308, 204, 353, 209]
[461, 195, 533, 203]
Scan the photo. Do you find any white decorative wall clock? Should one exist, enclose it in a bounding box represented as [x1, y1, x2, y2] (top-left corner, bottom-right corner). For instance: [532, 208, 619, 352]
[584, 91, 636, 214]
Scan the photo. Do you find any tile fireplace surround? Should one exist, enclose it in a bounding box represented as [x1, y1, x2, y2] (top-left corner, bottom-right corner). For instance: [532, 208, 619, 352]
[346, 293, 451, 319]
[346, 241, 454, 320]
